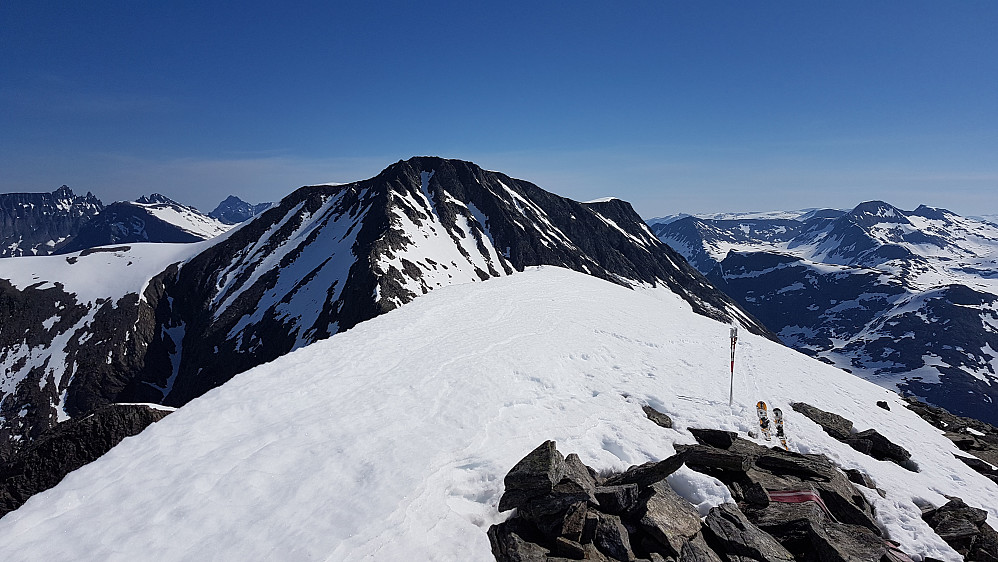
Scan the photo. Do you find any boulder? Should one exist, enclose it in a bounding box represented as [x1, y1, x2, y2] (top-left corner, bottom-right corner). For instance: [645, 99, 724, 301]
[688, 428, 738, 449]
[643, 405, 673, 429]
[877, 400, 890, 411]
[702, 503, 795, 562]
[488, 519, 550, 562]
[638, 480, 702, 556]
[790, 402, 854, 440]
[923, 497, 989, 555]
[745, 500, 828, 557]
[594, 484, 641, 515]
[556, 453, 599, 505]
[851, 428, 912, 465]
[499, 440, 566, 512]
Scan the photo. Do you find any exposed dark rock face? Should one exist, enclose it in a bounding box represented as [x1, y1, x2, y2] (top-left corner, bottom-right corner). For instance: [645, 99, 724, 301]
[651, 203, 998, 425]
[208, 195, 273, 224]
[489, 437, 919, 561]
[791, 402, 916, 471]
[0, 403, 170, 517]
[116, 157, 772, 407]
[905, 398, 998, 483]
[0, 185, 103, 257]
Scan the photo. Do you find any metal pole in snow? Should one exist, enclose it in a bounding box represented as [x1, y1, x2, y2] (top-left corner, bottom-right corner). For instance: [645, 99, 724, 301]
[728, 326, 738, 407]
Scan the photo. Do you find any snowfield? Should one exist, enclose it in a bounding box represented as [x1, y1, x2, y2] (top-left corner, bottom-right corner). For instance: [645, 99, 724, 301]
[0, 267, 992, 561]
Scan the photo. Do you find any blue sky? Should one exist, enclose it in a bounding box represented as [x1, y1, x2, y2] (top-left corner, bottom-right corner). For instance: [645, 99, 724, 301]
[2, 1, 995, 217]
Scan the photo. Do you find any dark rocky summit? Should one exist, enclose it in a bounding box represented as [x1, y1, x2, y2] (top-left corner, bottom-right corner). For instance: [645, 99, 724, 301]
[0, 185, 103, 257]
[0, 157, 773, 514]
[208, 195, 273, 224]
[489, 434, 934, 561]
[0, 403, 171, 517]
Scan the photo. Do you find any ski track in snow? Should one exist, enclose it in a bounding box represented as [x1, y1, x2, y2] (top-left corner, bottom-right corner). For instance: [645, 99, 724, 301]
[0, 267, 988, 561]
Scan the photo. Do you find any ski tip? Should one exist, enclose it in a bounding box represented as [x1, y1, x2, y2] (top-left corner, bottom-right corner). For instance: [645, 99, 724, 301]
[756, 400, 767, 409]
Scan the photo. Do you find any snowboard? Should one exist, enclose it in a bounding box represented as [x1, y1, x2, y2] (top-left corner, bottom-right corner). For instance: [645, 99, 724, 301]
[773, 407, 789, 450]
[756, 401, 772, 441]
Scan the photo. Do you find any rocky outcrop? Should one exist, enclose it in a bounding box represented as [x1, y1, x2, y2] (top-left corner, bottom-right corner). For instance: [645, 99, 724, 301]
[905, 397, 998, 483]
[0, 403, 171, 517]
[489, 437, 916, 561]
[922, 498, 998, 560]
[790, 402, 916, 471]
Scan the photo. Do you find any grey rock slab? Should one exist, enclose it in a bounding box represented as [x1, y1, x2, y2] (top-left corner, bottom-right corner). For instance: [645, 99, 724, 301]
[639, 480, 702, 556]
[553, 536, 587, 560]
[594, 512, 636, 561]
[807, 522, 888, 562]
[702, 503, 795, 562]
[560, 501, 588, 542]
[595, 484, 641, 515]
[790, 402, 854, 440]
[688, 428, 738, 449]
[604, 452, 687, 488]
[679, 532, 724, 562]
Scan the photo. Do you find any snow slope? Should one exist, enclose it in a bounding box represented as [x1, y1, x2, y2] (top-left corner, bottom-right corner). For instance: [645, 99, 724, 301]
[0, 267, 990, 561]
[1, 242, 211, 305]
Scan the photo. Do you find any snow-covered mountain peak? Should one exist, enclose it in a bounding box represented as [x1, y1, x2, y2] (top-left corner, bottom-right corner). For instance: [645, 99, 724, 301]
[846, 200, 909, 226]
[0, 156, 768, 462]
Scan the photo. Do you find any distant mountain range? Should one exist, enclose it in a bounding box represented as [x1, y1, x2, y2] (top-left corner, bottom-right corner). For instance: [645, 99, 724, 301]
[0, 188, 271, 257]
[0, 186, 103, 257]
[650, 202, 998, 423]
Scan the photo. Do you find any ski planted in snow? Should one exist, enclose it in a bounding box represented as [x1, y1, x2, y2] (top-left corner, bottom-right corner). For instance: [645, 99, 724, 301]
[756, 401, 772, 441]
[773, 407, 788, 450]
